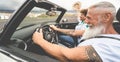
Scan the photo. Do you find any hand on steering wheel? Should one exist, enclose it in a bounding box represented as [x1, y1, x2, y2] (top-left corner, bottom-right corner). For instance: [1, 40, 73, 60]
[32, 28, 44, 44]
[37, 25, 59, 44]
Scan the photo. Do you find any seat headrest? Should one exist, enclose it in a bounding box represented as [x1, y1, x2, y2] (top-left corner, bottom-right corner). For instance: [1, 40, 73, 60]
[116, 8, 120, 22]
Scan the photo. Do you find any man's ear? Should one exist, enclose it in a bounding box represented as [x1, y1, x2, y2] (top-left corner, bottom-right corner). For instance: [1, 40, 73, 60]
[103, 13, 111, 22]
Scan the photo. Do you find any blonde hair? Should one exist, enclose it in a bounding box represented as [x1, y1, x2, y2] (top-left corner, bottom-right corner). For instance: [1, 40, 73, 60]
[73, 1, 81, 8]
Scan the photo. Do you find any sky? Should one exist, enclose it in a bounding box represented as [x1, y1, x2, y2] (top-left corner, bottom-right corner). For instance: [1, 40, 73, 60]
[48, 0, 120, 11]
[0, 0, 120, 11]
[0, 0, 23, 10]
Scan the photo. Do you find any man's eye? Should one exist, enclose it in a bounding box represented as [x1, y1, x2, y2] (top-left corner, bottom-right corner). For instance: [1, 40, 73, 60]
[86, 17, 90, 20]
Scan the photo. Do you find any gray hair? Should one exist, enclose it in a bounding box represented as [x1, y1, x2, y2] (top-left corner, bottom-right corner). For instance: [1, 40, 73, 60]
[89, 1, 116, 17]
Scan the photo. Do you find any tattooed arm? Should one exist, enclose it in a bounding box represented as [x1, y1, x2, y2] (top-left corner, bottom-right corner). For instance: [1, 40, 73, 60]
[61, 45, 102, 62]
[85, 45, 102, 62]
[32, 29, 102, 62]
[32, 31, 102, 62]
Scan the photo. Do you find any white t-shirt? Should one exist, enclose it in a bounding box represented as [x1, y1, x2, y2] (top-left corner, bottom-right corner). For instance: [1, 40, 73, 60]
[78, 34, 120, 62]
[75, 21, 88, 30]
[75, 21, 88, 42]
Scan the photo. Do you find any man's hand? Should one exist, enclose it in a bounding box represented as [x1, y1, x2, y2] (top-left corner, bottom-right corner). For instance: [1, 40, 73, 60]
[50, 25, 58, 31]
[32, 29, 44, 44]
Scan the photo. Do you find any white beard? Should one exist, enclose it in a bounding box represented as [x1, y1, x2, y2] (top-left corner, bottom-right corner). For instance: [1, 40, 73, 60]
[81, 24, 105, 40]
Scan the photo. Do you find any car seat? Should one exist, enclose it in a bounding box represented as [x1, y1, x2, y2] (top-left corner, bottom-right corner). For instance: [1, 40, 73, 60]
[113, 8, 120, 34]
[116, 8, 120, 23]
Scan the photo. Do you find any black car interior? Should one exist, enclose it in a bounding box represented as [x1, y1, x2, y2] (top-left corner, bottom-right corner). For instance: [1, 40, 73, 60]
[114, 8, 120, 34]
[116, 8, 120, 23]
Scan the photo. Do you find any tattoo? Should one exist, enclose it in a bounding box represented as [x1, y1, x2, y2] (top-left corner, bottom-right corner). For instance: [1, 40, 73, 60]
[85, 45, 103, 62]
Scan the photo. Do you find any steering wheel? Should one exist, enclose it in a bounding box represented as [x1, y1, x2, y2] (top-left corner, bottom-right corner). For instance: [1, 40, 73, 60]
[39, 25, 59, 44]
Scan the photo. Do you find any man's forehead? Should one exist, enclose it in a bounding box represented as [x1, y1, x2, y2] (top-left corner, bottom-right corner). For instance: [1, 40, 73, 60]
[87, 9, 96, 16]
[88, 8, 101, 16]
[86, 9, 99, 19]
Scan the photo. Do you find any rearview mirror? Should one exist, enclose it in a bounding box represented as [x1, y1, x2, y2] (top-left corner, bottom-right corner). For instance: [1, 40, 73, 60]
[46, 11, 56, 16]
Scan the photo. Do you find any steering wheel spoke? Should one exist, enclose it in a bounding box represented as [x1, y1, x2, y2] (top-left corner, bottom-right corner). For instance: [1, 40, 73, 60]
[39, 25, 59, 44]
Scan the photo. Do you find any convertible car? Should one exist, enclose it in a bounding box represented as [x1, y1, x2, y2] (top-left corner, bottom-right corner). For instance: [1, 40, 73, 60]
[0, 0, 120, 62]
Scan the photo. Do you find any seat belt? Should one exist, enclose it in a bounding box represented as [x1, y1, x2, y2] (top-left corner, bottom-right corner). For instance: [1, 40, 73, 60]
[94, 36, 120, 41]
[80, 36, 120, 43]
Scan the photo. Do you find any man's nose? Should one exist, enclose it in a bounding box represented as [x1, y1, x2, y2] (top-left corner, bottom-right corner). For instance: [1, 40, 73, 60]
[85, 19, 89, 24]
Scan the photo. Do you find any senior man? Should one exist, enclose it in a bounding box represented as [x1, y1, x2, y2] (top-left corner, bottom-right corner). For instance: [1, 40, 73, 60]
[32, 1, 120, 62]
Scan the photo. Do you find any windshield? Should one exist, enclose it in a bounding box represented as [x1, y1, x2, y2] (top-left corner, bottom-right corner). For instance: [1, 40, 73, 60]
[17, 7, 61, 30]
